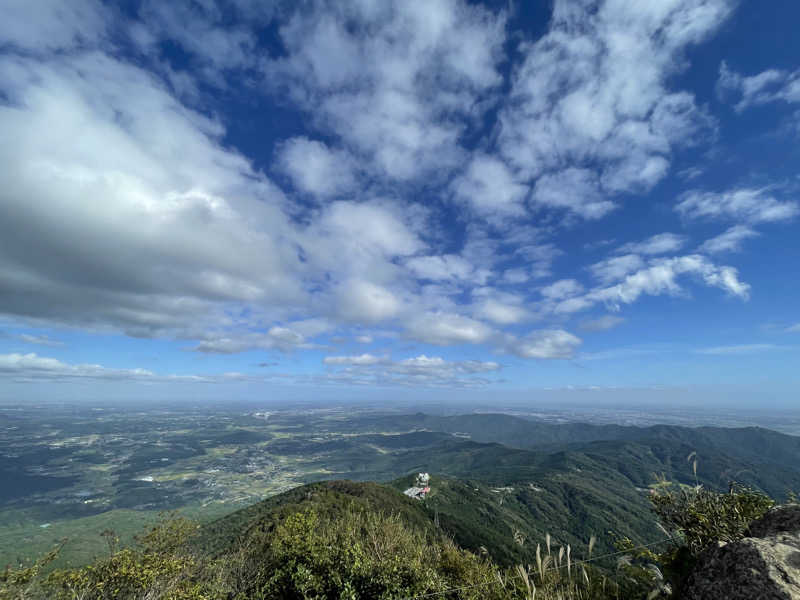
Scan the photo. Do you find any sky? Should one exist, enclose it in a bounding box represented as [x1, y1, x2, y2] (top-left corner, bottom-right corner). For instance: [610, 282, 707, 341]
[0, 0, 799, 406]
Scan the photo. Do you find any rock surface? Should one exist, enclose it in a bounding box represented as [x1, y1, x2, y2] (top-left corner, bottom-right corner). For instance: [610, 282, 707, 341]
[682, 505, 800, 600]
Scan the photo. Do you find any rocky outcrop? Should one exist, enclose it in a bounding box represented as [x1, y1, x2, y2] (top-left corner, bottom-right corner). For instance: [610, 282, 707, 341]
[682, 505, 800, 600]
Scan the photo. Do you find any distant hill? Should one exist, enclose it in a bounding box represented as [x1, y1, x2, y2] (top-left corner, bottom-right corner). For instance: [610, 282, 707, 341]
[332, 413, 800, 496]
[194, 414, 800, 567]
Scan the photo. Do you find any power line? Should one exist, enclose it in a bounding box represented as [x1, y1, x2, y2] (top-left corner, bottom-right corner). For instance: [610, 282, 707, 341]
[399, 537, 674, 600]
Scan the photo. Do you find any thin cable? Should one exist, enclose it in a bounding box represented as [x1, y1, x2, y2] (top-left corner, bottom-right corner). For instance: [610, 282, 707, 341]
[399, 537, 674, 600]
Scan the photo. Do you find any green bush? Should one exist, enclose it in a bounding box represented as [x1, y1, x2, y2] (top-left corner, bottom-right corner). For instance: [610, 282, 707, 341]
[651, 483, 774, 557]
[235, 507, 505, 600]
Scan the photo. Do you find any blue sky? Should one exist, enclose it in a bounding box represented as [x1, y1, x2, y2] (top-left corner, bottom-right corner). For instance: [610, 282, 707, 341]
[1, 0, 799, 405]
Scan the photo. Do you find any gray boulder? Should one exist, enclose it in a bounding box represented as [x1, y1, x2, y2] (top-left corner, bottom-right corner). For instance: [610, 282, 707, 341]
[682, 505, 800, 600]
[748, 505, 800, 538]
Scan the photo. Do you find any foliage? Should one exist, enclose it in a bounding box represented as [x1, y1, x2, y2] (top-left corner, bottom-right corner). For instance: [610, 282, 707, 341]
[0, 543, 62, 600]
[232, 507, 505, 600]
[43, 548, 222, 600]
[1, 474, 787, 600]
[650, 483, 774, 557]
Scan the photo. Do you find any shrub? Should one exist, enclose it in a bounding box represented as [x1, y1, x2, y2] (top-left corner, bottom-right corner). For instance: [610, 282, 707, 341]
[651, 483, 774, 557]
[235, 507, 506, 600]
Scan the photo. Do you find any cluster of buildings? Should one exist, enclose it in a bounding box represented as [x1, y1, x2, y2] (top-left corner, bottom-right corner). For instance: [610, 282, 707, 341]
[403, 472, 430, 500]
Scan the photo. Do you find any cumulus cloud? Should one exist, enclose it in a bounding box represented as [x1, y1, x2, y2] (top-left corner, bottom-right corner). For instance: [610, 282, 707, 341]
[0, 0, 771, 383]
[268, 0, 506, 181]
[452, 154, 528, 217]
[676, 188, 799, 223]
[532, 169, 614, 219]
[474, 299, 529, 325]
[406, 312, 493, 346]
[276, 137, 357, 198]
[335, 280, 402, 324]
[508, 329, 582, 359]
[499, 0, 730, 194]
[698, 225, 759, 254]
[0, 49, 307, 340]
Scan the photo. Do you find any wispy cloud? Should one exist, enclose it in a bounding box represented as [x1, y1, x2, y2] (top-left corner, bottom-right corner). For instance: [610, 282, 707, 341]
[616, 233, 687, 256]
[579, 315, 626, 332]
[16, 334, 65, 347]
[321, 354, 501, 387]
[698, 225, 759, 254]
[694, 344, 780, 355]
[717, 61, 800, 112]
[677, 187, 799, 224]
[0, 353, 232, 383]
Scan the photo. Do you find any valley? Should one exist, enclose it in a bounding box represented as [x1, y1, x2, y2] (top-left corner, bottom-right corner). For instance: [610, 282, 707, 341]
[2, 402, 800, 570]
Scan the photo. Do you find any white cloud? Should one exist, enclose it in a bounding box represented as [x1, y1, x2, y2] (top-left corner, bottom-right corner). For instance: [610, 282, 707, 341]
[786, 323, 800, 333]
[1, 0, 108, 53]
[589, 254, 646, 285]
[559, 254, 750, 318]
[532, 169, 615, 219]
[324, 353, 383, 366]
[17, 333, 64, 347]
[0, 0, 772, 378]
[475, 299, 529, 325]
[677, 188, 799, 224]
[406, 312, 493, 346]
[579, 315, 625, 332]
[717, 61, 800, 112]
[508, 329, 582, 359]
[269, 1, 506, 181]
[499, 0, 730, 196]
[405, 254, 483, 283]
[276, 137, 357, 198]
[133, 1, 272, 77]
[698, 225, 759, 254]
[617, 233, 687, 255]
[321, 353, 501, 387]
[310, 201, 423, 261]
[695, 344, 780, 355]
[590, 255, 750, 309]
[0, 352, 213, 382]
[540, 279, 584, 300]
[0, 50, 311, 340]
[336, 280, 402, 324]
[501, 268, 530, 285]
[194, 325, 315, 353]
[452, 154, 528, 217]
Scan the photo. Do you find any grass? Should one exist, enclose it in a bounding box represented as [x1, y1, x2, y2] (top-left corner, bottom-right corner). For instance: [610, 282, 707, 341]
[0, 503, 234, 572]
